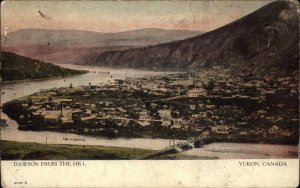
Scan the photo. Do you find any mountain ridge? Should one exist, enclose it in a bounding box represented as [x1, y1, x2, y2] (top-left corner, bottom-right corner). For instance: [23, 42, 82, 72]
[91, 0, 299, 73]
[2, 28, 202, 64]
[3, 28, 202, 47]
[0, 51, 87, 82]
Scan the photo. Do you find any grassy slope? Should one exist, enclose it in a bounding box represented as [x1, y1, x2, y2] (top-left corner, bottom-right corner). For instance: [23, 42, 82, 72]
[0, 140, 195, 160]
[1, 51, 87, 81]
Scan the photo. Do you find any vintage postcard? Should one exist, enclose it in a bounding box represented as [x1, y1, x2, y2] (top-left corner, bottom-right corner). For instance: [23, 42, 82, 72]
[0, 0, 299, 187]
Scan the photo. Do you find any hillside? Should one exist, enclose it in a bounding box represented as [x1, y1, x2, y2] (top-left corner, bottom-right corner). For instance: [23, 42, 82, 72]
[1, 28, 202, 64]
[92, 0, 299, 73]
[0, 51, 87, 82]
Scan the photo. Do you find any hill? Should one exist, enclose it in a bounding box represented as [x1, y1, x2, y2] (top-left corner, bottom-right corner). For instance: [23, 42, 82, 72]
[1, 28, 202, 64]
[0, 51, 87, 82]
[92, 0, 299, 73]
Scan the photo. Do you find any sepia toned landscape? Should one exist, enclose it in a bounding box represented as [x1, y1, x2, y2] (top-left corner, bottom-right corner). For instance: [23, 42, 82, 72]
[0, 0, 299, 160]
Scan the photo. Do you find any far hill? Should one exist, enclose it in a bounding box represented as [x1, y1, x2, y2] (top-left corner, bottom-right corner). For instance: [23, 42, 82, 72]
[0, 51, 87, 82]
[2, 28, 202, 64]
[92, 0, 299, 74]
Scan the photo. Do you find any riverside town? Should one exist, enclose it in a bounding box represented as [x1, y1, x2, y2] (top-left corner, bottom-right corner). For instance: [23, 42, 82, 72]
[3, 66, 298, 144]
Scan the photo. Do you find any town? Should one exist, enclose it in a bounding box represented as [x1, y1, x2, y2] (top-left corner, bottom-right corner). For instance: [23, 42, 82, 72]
[3, 66, 299, 144]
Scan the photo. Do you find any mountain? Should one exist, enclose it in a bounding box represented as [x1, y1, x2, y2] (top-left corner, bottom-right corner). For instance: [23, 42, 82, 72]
[1, 28, 202, 64]
[0, 51, 87, 82]
[91, 0, 299, 73]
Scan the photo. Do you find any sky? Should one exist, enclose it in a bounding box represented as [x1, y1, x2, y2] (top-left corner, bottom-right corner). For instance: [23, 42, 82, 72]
[1, 0, 273, 33]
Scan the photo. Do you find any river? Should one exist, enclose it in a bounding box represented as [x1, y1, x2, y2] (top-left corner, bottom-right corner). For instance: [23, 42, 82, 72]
[0, 64, 298, 159]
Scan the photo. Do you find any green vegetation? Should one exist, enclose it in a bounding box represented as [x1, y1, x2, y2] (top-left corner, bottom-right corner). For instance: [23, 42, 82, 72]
[0, 140, 193, 160]
[1, 51, 88, 82]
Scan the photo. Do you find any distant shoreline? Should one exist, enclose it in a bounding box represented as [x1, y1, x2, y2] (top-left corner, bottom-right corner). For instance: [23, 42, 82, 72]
[1, 71, 88, 86]
[59, 63, 187, 74]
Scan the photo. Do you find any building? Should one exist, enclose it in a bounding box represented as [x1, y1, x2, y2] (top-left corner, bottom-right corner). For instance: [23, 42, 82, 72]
[189, 104, 196, 110]
[161, 120, 171, 127]
[58, 98, 73, 104]
[187, 88, 207, 97]
[172, 118, 184, 128]
[41, 110, 61, 124]
[211, 125, 230, 134]
[142, 83, 159, 90]
[31, 96, 49, 103]
[268, 125, 280, 134]
[158, 109, 172, 119]
[139, 112, 151, 121]
[61, 109, 82, 124]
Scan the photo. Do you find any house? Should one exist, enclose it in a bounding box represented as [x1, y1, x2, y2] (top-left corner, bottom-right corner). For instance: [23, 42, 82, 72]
[158, 109, 172, 119]
[161, 120, 171, 127]
[187, 88, 207, 97]
[172, 118, 183, 127]
[21, 103, 29, 108]
[198, 103, 205, 109]
[31, 96, 49, 103]
[211, 125, 230, 134]
[139, 112, 151, 121]
[189, 104, 196, 111]
[142, 83, 158, 90]
[268, 125, 280, 134]
[58, 98, 73, 104]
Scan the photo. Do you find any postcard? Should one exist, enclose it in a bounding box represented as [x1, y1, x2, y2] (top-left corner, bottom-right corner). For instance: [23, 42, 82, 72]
[1, 0, 299, 187]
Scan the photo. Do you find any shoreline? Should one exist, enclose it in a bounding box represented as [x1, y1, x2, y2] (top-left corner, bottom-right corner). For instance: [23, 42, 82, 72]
[0, 140, 198, 160]
[1, 137, 297, 160]
[1, 71, 88, 86]
[8, 126, 299, 146]
[66, 63, 187, 73]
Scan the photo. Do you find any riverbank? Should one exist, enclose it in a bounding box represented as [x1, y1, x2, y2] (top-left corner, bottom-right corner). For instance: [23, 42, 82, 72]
[8, 125, 299, 146]
[0, 140, 195, 160]
[1, 71, 88, 85]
